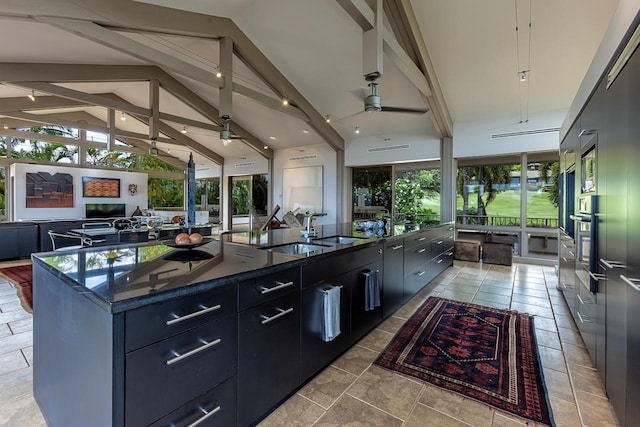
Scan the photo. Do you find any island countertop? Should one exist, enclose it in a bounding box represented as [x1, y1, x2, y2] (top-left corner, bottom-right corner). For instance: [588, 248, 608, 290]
[30, 223, 392, 313]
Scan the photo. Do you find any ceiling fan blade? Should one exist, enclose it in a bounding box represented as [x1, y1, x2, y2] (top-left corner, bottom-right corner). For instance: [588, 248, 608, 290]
[230, 135, 259, 140]
[380, 106, 430, 114]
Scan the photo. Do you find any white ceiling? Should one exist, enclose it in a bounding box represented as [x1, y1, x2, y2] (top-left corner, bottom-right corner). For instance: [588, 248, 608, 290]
[0, 0, 619, 175]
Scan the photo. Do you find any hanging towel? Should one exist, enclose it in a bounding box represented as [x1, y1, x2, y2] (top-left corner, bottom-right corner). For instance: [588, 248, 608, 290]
[364, 270, 381, 311]
[322, 286, 341, 342]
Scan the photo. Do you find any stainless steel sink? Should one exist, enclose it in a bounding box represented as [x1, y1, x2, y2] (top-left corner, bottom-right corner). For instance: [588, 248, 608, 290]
[313, 235, 366, 244]
[260, 242, 332, 254]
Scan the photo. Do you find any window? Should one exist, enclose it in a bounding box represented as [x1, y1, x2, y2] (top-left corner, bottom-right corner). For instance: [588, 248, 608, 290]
[394, 165, 441, 233]
[457, 163, 521, 226]
[352, 166, 391, 220]
[526, 161, 559, 228]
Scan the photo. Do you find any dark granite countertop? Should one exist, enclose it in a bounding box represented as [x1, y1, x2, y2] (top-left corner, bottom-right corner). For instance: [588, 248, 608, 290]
[31, 222, 448, 313]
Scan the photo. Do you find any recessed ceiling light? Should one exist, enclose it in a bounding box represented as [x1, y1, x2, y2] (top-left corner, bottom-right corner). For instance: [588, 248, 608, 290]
[269, 136, 276, 140]
[303, 129, 309, 134]
[282, 98, 289, 106]
[3, 124, 8, 130]
[263, 145, 269, 150]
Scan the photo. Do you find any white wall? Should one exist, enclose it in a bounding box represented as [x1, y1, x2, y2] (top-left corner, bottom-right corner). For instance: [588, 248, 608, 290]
[10, 163, 148, 220]
[344, 134, 441, 166]
[453, 110, 565, 159]
[273, 144, 337, 226]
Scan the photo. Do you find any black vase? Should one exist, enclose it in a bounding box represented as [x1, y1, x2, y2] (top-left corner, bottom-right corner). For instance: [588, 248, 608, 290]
[132, 206, 142, 217]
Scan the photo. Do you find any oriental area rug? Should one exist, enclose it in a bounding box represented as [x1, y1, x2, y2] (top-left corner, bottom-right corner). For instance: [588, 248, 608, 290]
[375, 297, 553, 426]
[0, 264, 33, 313]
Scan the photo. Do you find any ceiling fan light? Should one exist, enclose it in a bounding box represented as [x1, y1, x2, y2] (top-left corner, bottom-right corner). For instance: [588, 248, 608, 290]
[27, 90, 35, 102]
[222, 138, 232, 146]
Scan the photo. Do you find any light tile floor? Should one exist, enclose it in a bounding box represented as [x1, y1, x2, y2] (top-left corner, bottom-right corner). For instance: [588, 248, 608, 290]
[0, 260, 621, 426]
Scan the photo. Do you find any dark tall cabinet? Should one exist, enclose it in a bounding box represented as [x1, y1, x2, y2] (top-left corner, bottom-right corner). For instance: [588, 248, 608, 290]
[558, 19, 640, 426]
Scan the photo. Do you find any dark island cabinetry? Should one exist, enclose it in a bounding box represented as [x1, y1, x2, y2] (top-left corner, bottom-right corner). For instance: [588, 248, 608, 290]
[33, 223, 455, 426]
[237, 267, 301, 427]
[300, 243, 382, 381]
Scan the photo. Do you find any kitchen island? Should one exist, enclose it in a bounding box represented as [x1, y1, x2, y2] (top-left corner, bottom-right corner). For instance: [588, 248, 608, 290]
[31, 222, 453, 426]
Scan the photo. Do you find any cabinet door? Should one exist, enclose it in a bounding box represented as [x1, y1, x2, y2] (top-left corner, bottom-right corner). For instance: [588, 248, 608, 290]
[602, 48, 630, 425]
[238, 291, 300, 426]
[301, 271, 352, 381]
[624, 43, 640, 427]
[351, 261, 383, 342]
[383, 239, 404, 318]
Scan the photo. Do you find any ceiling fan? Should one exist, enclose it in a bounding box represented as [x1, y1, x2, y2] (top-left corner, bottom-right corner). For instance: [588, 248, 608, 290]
[219, 115, 258, 146]
[361, 74, 429, 114]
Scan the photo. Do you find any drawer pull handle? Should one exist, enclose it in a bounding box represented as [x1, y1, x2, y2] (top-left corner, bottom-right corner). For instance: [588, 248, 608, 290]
[416, 237, 426, 241]
[576, 311, 592, 323]
[261, 307, 294, 324]
[577, 294, 584, 305]
[600, 258, 626, 269]
[416, 271, 426, 277]
[417, 248, 426, 253]
[391, 244, 403, 250]
[446, 251, 453, 256]
[589, 272, 606, 282]
[260, 280, 294, 294]
[166, 304, 222, 326]
[577, 294, 593, 305]
[187, 405, 221, 427]
[620, 275, 640, 292]
[568, 251, 575, 257]
[435, 240, 443, 245]
[166, 338, 221, 365]
[437, 259, 443, 264]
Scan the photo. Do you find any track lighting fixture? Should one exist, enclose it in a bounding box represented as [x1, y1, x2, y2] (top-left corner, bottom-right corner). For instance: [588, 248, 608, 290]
[325, 115, 331, 123]
[282, 98, 289, 106]
[215, 66, 222, 79]
[27, 90, 35, 102]
[3, 124, 8, 130]
[181, 126, 188, 134]
[263, 145, 269, 150]
[120, 111, 126, 121]
[354, 126, 360, 134]
[519, 71, 528, 82]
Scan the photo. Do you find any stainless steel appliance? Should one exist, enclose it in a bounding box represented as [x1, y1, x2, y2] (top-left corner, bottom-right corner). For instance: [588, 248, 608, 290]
[571, 195, 598, 292]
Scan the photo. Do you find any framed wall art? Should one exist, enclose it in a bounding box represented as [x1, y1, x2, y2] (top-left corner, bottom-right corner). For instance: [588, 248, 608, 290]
[282, 166, 323, 214]
[82, 176, 120, 198]
[25, 172, 74, 208]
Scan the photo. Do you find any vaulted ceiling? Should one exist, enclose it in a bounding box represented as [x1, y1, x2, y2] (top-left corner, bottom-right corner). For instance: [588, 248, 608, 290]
[0, 0, 618, 176]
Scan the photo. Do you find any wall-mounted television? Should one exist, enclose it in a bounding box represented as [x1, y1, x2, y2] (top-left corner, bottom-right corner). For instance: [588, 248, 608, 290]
[85, 203, 126, 219]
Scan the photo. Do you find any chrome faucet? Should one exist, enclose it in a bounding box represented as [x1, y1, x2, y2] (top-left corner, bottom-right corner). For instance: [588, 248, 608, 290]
[302, 213, 317, 238]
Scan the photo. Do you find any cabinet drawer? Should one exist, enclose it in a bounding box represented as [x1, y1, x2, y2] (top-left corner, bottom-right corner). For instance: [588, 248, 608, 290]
[404, 242, 431, 273]
[303, 243, 382, 288]
[126, 315, 237, 427]
[149, 376, 237, 427]
[404, 229, 437, 250]
[125, 284, 236, 352]
[404, 263, 430, 298]
[431, 251, 453, 278]
[430, 235, 446, 256]
[239, 266, 300, 310]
